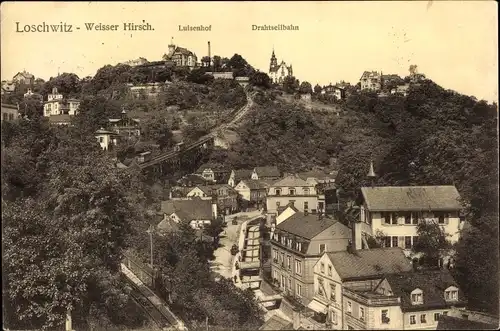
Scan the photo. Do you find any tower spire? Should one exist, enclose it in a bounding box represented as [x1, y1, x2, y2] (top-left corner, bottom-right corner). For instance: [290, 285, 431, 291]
[367, 160, 376, 188]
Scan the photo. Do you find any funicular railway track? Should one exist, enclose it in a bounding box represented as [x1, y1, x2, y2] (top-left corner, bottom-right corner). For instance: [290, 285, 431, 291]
[121, 274, 174, 331]
[138, 90, 255, 170]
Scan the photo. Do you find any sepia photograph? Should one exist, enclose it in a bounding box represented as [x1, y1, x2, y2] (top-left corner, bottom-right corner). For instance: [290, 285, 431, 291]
[1, 1, 498, 330]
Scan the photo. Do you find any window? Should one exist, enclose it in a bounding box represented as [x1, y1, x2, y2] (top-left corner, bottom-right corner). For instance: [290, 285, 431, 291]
[289, 188, 295, 196]
[297, 242, 302, 252]
[280, 252, 284, 264]
[434, 313, 441, 322]
[287, 256, 291, 269]
[99, 137, 104, 143]
[445, 289, 458, 301]
[405, 236, 412, 249]
[443, 311, 448, 316]
[328, 265, 333, 276]
[318, 201, 325, 211]
[295, 260, 302, 275]
[392, 236, 398, 248]
[304, 201, 309, 212]
[381, 310, 390, 324]
[411, 291, 423, 304]
[318, 277, 324, 296]
[281, 275, 285, 288]
[275, 189, 281, 196]
[296, 283, 302, 296]
[383, 212, 391, 224]
[391, 213, 398, 225]
[9, 113, 14, 120]
[319, 244, 326, 253]
[304, 188, 310, 195]
[273, 249, 278, 262]
[346, 301, 352, 315]
[320, 263, 325, 273]
[410, 315, 416, 325]
[436, 212, 448, 224]
[384, 236, 391, 247]
[330, 283, 336, 302]
[420, 314, 427, 324]
[289, 200, 295, 207]
[404, 212, 412, 224]
[287, 239, 292, 247]
[330, 310, 337, 324]
[288, 278, 292, 291]
[412, 213, 419, 225]
[276, 201, 280, 208]
[273, 270, 278, 280]
[360, 307, 365, 321]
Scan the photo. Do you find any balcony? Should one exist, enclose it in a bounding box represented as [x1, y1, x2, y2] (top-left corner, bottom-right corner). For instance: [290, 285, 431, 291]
[344, 288, 401, 306]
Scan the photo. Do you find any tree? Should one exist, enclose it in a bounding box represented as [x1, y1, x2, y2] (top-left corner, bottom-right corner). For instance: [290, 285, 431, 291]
[249, 72, 271, 89]
[41, 73, 82, 98]
[299, 81, 313, 94]
[283, 76, 299, 94]
[2, 119, 142, 330]
[73, 96, 123, 133]
[412, 220, 451, 268]
[203, 215, 226, 246]
[187, 68, 214, 85]
[141, 116, 174, 150]
[314, 84, 322, 95]
[212, 55, 222, 72]
[201, 56, 211, 68]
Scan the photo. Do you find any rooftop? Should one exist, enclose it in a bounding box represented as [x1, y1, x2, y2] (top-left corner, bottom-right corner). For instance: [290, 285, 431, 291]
[327, 247, 413, 281]
[437, 316, 498, 330]
[276, 212, 344, 240]
[160, 198, 213, 221]
[254, 166, 281, 178]
[385, 270, 467, 311]
[360, 186, 462, 212]
[272, 174, 314, 187]
[240, 179, 272, 190]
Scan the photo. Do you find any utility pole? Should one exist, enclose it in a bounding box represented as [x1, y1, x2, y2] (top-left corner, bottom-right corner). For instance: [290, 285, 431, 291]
[146, 224, 154, 268]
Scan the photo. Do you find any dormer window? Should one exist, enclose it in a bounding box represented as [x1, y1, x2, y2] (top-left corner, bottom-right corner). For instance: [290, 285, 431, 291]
[275, 189, 281, 196]
[289, 188, 295, 196]
[444, 286, 459, 301]
[411, 289, 423, 305]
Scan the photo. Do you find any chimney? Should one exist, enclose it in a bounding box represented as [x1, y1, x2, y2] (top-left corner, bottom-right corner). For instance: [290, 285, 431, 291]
[211, 195, 218, 219]
[207, 41, 211, 68]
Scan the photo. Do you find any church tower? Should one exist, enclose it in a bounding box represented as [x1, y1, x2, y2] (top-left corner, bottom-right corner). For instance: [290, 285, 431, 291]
[269, 49, 278, 72]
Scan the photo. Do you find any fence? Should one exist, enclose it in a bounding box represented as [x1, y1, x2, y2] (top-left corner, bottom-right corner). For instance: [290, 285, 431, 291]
[122, 251, 156, 288]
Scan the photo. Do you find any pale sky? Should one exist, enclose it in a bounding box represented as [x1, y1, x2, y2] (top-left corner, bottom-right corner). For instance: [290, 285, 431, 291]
[1, 1, 498, 103]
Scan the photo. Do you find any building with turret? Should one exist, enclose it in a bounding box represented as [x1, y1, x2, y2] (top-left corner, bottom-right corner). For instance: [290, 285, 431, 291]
[162, 38, 198, 69]
[269, 49, 293, 84]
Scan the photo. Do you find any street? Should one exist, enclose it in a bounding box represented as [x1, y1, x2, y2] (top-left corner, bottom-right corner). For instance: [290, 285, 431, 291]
[210, 210, 262, 279]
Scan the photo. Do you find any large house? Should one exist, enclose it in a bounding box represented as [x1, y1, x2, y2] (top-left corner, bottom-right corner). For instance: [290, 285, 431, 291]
[108, 110, 141, 138]
[121, 57, 149, 67]
[95, 128, 119, 151]
[355, 186, 464, 263]
[228, 169, 253, 187]
[360, 71, 382, 91]
[270, 212, 351, 302]
[1, 81, 16, 95]
[158, 197, 217, 230]
[269, 49, 293, 84]
[186, 184, 239, 215]
[196, 164, 231, 184]
[43, 88, 80, 117]
[266, 174, 326, 223]
[322, 84, 346, 100]
[12, 70, 34, 85]
[234, 179, 271, 210]
[309, 247, 465, 330]
[1, 104, 20, 122]
[309, 247, 413, 330]
[163, 41, 198, 69]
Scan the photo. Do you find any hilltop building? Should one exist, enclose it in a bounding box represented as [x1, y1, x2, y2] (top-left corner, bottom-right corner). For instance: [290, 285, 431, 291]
[162, 38, 198, 69]
[269, 49, 293, 84]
